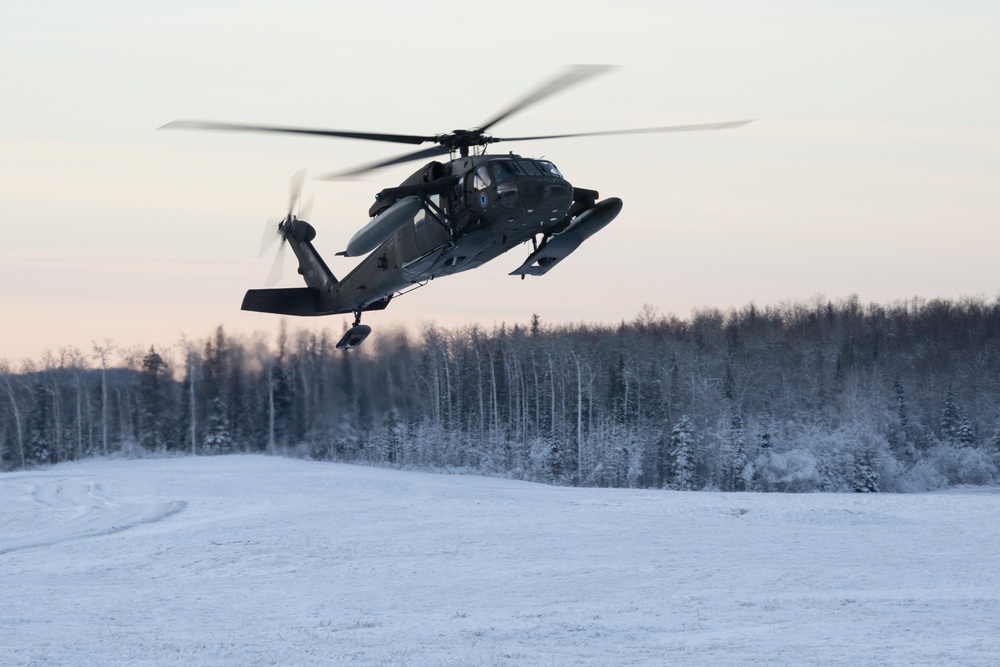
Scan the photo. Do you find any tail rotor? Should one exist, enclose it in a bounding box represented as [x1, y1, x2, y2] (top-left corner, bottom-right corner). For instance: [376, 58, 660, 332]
[260, 169, 309, 286]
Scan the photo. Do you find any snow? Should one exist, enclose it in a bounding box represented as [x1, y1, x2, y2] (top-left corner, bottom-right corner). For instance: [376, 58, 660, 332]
[2, 456, 999, 666]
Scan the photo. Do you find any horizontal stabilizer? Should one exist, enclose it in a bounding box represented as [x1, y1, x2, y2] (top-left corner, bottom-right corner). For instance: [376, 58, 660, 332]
[242, 288, 320, 316]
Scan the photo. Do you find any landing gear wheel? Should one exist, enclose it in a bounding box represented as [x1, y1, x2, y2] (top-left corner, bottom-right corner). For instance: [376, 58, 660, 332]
[337, 311, 372, 350]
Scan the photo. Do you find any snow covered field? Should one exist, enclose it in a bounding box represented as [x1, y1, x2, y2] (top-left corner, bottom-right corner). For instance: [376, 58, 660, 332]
[2, 456, 999, 666]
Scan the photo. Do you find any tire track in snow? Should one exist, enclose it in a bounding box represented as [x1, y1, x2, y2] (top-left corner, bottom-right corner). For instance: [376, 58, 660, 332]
[0, 477, 186, 555]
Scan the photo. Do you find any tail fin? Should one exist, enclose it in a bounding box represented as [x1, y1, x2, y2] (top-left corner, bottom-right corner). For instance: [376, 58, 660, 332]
[285, 221, 338, 292]
[244, 220, 339, 316]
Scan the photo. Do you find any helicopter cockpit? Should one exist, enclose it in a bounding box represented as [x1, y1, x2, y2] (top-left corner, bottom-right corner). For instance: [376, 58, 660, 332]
[461, 157, 572, 224]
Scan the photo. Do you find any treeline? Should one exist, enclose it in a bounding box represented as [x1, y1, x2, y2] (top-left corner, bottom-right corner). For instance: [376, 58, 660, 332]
[3, 295, 1000, 492]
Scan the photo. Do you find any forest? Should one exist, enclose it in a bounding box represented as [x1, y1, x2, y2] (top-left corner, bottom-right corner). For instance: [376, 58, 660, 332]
[3, 295, 1000, 492]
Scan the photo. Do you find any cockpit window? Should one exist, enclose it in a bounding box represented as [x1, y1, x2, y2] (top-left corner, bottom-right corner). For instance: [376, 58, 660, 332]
[473, 165, 492, 190]
[536, 160, 562, 177]
[490, 160, 522, 182]
[517, 160, 542, 176]
[489, 159, 563, 181]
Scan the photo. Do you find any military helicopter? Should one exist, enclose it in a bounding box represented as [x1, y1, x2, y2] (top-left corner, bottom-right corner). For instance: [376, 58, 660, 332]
[162, 66, 751, 349]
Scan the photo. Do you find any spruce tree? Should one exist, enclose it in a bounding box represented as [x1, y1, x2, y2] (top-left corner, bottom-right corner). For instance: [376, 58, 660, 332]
[669, 415, 697, 491]
[725, 412, 748, 491]
[139, 347, 171, 452]
[204, 396, 232, 453]
[25, 381, 52, 467]
[851, 449, 880, 493]
[546, 435, 563, 483]
[941, 390, 962, 445]
[891, 379, 917, 462]
[957, 418, 976, 448]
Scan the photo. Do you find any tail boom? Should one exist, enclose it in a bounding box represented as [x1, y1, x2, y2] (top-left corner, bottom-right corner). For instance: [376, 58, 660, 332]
[245, 220, 374, 316]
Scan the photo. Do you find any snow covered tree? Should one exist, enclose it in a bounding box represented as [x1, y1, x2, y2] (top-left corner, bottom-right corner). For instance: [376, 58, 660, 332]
[650, 432, 670, 489]
[722, 412, 749, 491]
[269, 357, 292, 450]
[957, 418, 976, 448]
[25, 380, 52, 467]
[851, 449, 880, 493]
[177, 341, 201, 454]
[92, 339, 115, 456]
[756, 412, 773, 451]
[546, 435, 564, 482]
[203, 396, 232, 453]
[894, 379, 909, 432]
[668, 415, 697, 490]
[1, 360, 27, 470]
[139, 347, 172, 452]
[378, 409, 404, 464]
[940, 390, 963, 445]
[890, 379, 918, 462]
[608, 439, 630, 488]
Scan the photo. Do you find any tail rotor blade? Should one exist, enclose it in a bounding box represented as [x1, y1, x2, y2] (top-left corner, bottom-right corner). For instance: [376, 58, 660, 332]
[288, 169, 307, 217]
[260, 169, 307, 285]
[265, 240, 288, 287]
[259, 216, 280, 258]
[299, 194, 314, 222]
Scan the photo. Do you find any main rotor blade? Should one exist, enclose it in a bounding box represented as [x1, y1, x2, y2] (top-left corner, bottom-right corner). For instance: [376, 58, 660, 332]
[493, 119, 756, 143]
[316, 145, 452, 180]
[477, 65, 617, 133]
[159, 120, 435, 146]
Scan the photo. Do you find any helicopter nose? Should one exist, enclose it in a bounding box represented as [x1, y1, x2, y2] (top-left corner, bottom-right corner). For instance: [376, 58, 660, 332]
[518, 178, 572, 213]
[545, 182, 570, 199]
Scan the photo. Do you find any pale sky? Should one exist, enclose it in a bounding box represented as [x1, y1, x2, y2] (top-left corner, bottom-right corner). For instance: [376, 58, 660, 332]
[2, 0, 998, 365]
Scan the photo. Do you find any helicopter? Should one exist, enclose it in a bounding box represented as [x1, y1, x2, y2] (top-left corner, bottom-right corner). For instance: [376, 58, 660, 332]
[161, 65, 752, 350]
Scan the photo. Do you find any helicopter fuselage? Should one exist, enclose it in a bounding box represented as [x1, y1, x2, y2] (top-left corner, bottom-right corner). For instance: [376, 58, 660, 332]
[340, 154, 572, 293]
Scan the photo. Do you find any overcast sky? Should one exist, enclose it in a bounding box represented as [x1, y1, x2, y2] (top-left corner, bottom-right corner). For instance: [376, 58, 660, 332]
[2, 0, 998, 365]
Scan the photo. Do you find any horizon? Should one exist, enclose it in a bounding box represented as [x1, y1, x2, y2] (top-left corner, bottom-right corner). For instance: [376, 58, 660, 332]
[6, 290, 1000, 374]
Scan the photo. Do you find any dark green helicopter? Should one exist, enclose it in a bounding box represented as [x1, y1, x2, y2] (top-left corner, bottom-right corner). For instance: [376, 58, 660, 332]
[162, 66, 751, 349]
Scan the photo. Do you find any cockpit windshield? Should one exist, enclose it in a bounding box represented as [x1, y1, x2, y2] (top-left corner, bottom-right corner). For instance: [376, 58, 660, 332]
[490, 160, 522, 182]
[536, 160, 562, 178]
[490, 159, 562, 182]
